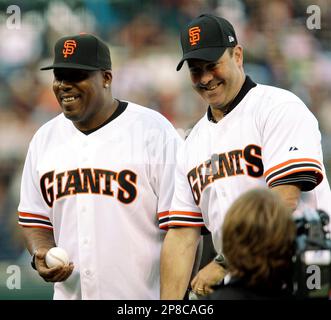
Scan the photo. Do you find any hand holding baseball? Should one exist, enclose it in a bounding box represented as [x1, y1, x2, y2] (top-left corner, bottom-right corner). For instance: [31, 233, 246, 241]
[46, 247, 70, 268]
[34, 247, 74, 282]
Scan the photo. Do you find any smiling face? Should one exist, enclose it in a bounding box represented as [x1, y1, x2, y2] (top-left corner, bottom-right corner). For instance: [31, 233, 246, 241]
[53, 68, 112, 130]
[188, 46, 245, 111]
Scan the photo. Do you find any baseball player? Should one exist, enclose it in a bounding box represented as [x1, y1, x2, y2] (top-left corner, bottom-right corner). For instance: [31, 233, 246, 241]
[160, 14, 331, 299]
[18, 33, 182, 299]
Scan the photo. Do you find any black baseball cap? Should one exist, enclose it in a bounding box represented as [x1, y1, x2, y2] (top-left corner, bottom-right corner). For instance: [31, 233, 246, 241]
[176, 14, 237, 71]
[41, 33, 112, 71]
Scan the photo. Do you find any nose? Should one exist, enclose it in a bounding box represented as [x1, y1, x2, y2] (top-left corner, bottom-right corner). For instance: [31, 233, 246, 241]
[57, 80, 72, 90]
[200, 70, 213, 86]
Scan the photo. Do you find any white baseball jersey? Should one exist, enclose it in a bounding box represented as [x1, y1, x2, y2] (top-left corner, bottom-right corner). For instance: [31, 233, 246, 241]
[161, 77, 331, 253]
[18, 101, 182, 300]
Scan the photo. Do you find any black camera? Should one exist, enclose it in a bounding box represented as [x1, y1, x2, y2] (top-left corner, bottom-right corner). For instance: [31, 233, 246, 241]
[292, 208, 331, 299]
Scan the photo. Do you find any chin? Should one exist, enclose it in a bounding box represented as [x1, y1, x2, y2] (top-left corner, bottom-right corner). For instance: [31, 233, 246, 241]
[204, 94, 224, 106]
[63, 111, 81, 122]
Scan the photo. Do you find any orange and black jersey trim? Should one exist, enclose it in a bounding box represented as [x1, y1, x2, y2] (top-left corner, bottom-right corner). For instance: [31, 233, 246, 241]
[18, 212, 53, 230]
[158, 211, 170, 230]
[158, 210, 206, 230]
[265, 158, 323, 191]
[269, 173, 318, 191]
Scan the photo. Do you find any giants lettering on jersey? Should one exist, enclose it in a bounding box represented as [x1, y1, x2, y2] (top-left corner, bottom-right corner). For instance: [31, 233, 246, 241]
[187, 144, 263, 205]
[40, 168, 138, 207]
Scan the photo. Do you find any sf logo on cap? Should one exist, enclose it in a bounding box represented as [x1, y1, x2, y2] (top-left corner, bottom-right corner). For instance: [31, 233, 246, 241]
[63, 40, 77, 58]
[189, 26, 201, 46]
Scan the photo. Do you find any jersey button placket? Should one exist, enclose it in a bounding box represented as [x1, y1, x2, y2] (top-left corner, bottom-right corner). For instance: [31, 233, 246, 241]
[82, 140, 89, 164]
[84, 269, 92, 277]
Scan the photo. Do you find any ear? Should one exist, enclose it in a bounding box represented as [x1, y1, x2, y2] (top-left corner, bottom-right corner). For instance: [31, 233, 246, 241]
[103, 70, 112, 88]
[233, 45, 243, 67]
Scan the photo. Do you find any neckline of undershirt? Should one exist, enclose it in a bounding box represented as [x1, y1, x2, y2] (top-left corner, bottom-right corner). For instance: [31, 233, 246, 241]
[207, 76, 257, 123]
[80, 100, 128, 135]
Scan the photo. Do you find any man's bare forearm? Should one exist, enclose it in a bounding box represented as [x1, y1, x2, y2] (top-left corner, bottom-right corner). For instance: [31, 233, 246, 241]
[271, 184, 301, 211]
[160, 227, 201, 299]
[21, 227, 56, 255]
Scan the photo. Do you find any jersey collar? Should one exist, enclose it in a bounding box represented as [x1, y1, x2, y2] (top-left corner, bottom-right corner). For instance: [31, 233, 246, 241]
[207, 76, 257, 123]
[81, 100, 128, 135]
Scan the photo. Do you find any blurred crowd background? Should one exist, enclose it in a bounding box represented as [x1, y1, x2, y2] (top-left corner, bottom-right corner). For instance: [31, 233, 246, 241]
[0, 0, 330, 298]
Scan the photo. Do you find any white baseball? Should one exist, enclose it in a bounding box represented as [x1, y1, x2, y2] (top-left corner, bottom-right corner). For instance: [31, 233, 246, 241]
[45, 247, 69, 268]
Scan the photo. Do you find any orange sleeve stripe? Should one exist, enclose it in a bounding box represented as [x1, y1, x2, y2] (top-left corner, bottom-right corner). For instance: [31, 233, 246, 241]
[267, 168, 323, 185]
[18, 212, 50, 221]
[158, 211, 169, 218]
[264, 158, 322, 177]
[168, 222, 205, 227]
[169, 211, 202, 217]
[19, 224, 53, 230]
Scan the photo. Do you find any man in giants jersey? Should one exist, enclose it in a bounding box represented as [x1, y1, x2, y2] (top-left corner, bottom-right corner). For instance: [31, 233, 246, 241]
[18, 33, 181, 299]
[160, 14, 331, 299]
